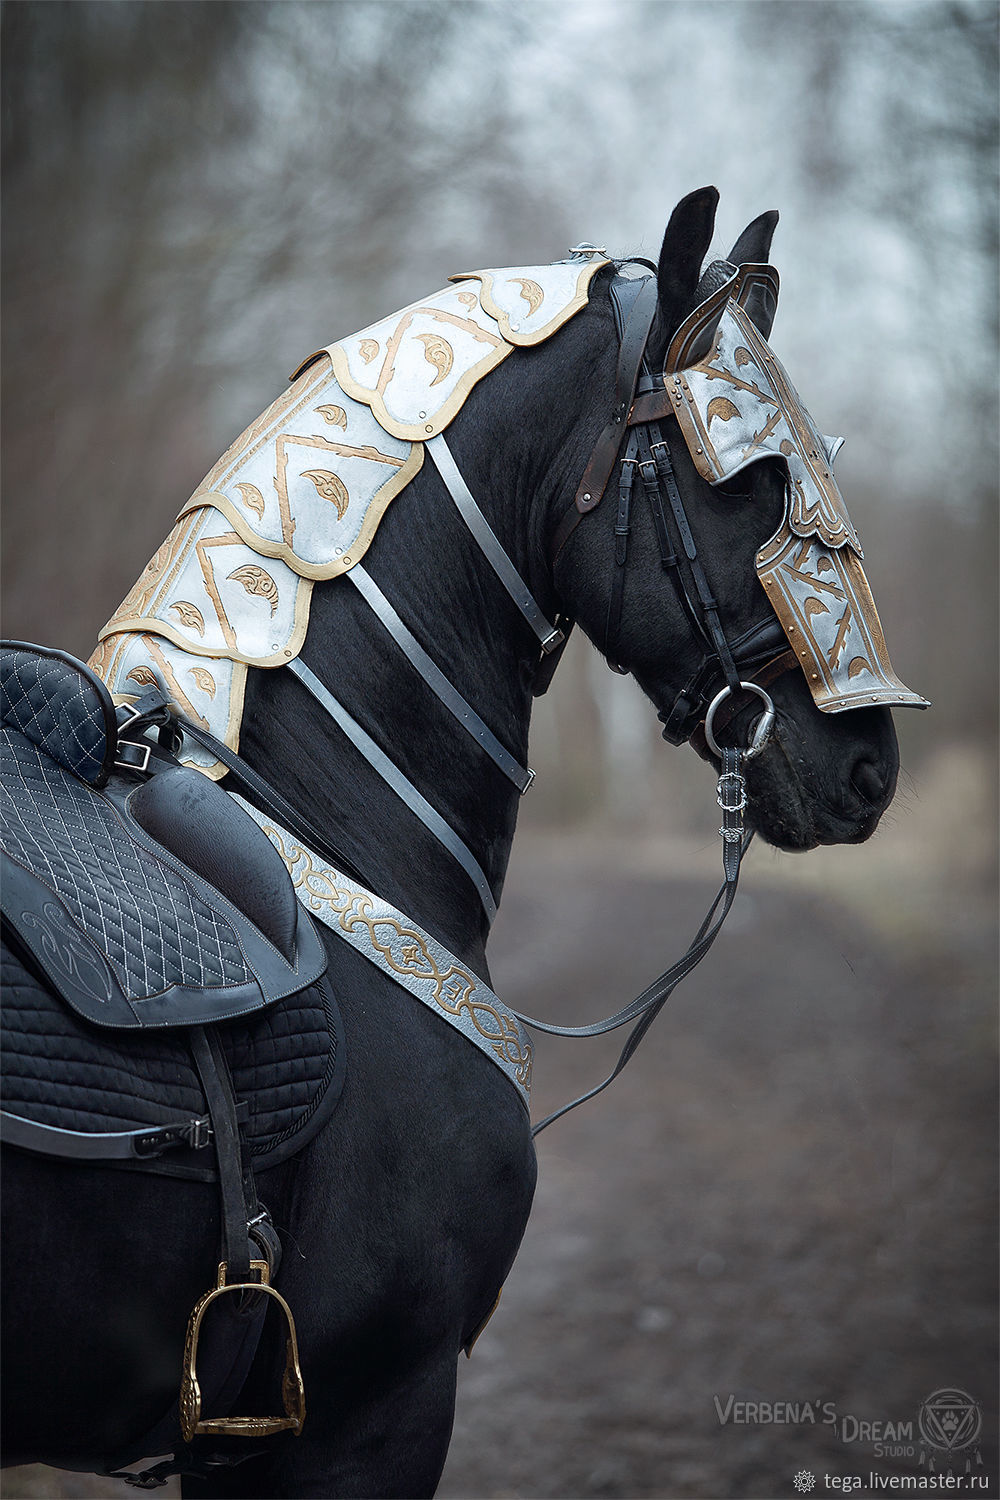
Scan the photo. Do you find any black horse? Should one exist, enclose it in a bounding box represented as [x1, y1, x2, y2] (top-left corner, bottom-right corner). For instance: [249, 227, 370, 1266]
[2, 190, 902, 1497]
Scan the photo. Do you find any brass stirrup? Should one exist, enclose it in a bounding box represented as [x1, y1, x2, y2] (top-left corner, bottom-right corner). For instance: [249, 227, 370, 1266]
[179, 1260, 306, 1442]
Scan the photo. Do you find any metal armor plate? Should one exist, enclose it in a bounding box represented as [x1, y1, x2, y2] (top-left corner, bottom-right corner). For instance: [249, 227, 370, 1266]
[667, 271, 927, 714]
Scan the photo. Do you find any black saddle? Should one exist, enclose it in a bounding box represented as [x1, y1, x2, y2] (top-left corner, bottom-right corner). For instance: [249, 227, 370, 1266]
[0, 638, 345, 1167]
[1, 640, 345, 1461]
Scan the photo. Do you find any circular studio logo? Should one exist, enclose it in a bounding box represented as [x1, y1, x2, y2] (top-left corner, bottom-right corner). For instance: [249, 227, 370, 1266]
[792, 1473, 816, 1494]
[918, 1389, 982, 1453]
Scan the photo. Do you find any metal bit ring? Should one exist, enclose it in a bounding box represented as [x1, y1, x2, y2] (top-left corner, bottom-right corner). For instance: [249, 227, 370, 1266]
[704, 682, 776, 759]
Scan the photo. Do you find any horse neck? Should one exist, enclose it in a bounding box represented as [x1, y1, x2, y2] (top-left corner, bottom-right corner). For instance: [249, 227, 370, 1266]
[235, 312, 613, 971]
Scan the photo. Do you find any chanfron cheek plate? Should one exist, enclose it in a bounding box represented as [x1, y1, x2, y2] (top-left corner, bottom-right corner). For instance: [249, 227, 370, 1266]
[668, 275, 928, 713]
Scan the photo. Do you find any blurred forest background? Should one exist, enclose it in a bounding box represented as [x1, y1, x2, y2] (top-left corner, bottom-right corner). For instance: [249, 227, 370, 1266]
[2, 0, 996, 805]
[2, 3, 996, 1499]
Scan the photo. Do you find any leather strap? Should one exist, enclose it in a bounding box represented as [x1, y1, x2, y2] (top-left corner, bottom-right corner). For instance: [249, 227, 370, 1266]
[0, 1109, 216, 1161]
[190, 1026, 254, 1281]
[627, 385, 675, 427]
[573, 276, 658, 515]
[287, 657, 498, 923]
[523, 749, 751, 1136]
[426, 434, 563, 654]
[603, 430, 639, 670]
[552, 275, 657, 564]
[648, 426, 742, 695]
[346, 564, 533, 793]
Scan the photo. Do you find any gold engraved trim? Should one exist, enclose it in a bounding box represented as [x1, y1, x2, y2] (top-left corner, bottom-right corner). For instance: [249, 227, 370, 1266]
[227, 563, 280, 617]
[315, 404, 348, 428]
[191, 360, 332, 499]
[100, 509, 314, 667]
[189, 440, 423, 582]
[169, 600, 206, 636]
[234, 481, 266, 519]
[330, 309, 508, 443]
[415, 333, 454, 386]
[100, 511, 202, 637]
[89, 631, 248, 779]
[451, 259, 608, 345]
[262, 824, 532, 1095]
[756, 523, 928, 712]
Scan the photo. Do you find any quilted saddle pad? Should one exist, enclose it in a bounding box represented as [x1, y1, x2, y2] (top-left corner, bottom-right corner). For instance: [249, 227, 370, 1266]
[1, 937, 345, 1178]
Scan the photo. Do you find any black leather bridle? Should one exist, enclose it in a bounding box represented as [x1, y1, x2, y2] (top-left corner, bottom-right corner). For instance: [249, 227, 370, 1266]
[525, 268, 802, 1135]
[549, 268, 796, 750]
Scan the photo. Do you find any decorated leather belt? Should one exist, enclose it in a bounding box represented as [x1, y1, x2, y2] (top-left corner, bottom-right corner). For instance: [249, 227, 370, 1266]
[231, 796, 532, 1109]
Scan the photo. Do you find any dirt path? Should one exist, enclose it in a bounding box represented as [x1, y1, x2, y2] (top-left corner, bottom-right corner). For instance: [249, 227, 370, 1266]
[4, 833, 996, 1500]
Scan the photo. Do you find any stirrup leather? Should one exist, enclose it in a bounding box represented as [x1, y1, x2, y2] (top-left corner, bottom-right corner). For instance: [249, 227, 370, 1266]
[179, 1261, 306, 1441]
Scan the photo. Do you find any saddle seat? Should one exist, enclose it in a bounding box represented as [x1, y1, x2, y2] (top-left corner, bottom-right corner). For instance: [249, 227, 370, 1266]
[0, 641, 345, 1172]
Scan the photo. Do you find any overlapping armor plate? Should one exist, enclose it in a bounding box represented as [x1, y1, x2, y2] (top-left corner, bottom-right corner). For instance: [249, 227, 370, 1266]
[90, 259, 608, 772]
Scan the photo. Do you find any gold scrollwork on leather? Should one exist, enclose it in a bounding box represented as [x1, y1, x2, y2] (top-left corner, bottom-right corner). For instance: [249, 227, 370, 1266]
[268, 832, 532, 1090]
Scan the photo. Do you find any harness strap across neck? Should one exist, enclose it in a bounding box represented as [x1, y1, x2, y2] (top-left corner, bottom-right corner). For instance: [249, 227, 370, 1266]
[287, 656, 498, 923]
[426, 433, 563, 654]
[345, 564, 534, 794]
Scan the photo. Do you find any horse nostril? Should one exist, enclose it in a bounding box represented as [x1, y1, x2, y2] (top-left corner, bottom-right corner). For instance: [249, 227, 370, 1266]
[851, 759, 885, 805]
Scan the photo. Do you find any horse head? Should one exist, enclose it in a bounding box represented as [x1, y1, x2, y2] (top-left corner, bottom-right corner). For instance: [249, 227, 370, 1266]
[549, 186, 925, 853]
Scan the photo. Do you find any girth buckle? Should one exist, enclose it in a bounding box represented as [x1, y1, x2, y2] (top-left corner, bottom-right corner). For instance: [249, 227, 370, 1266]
[179, 1260, 306, 1442]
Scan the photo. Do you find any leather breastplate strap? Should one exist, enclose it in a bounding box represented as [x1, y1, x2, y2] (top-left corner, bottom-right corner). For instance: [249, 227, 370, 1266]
[286, 657, 499, 924]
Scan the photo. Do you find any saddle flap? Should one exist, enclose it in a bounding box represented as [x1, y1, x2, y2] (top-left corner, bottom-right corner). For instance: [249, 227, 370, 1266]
[1, 641, 118, 788]
[1, 728, 327, 1030]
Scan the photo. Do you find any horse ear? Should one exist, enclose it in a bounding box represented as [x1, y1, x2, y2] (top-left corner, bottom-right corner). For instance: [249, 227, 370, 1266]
[655, 187, 720, 337]
[728, 210, 779, 268]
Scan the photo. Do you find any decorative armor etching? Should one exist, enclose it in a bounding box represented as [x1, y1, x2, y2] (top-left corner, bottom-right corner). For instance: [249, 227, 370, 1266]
[666, 267, 927, 714]
[450, 261, 608, 345]
[234, 798, 532, 1107]
[671, 299, 861, 554]
[90, 633, 245, 777]
[100, 505, 311, 664]
[90, 260, 609, 772]
[178, 359, 423, 578]
[756, 530, 926, 712]
[323, 260, 608, 442]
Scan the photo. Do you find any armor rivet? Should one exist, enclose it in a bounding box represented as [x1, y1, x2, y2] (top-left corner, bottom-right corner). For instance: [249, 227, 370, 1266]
[425, 424, 433, 433]
[510, 324, 520, 332]
[811, 673, 819, 680]
[418, 411, 427, 419]
[284, 649, 292, 657]
[583, 492, 592, 501]
[343, 556, 351, 565]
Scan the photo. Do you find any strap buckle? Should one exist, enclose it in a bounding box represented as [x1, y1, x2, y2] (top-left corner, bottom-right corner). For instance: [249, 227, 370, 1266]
[541, 625, 565, 655]
[114, 740, 151, 774]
